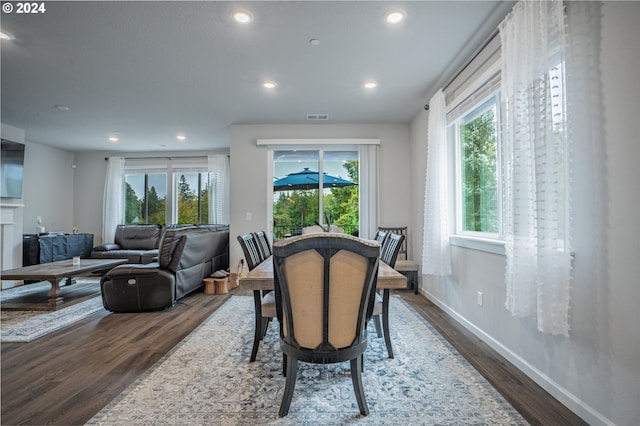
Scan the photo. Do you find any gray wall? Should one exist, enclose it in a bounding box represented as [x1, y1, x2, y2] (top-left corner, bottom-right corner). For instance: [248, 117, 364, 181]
[411, 3, 640, 425]
[22, 142, 75, 235]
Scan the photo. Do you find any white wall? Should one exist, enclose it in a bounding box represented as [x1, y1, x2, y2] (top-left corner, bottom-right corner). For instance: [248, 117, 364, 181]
[229, 123, 411, 273]
[410, 3, 640, 425]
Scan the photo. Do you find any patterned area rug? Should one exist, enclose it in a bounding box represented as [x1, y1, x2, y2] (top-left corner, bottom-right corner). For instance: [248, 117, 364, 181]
[1, 279, 103, 342]
[89, 295, 528, 425]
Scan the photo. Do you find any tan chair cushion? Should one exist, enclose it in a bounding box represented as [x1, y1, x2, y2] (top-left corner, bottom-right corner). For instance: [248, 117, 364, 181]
[283, 248, 368, 350]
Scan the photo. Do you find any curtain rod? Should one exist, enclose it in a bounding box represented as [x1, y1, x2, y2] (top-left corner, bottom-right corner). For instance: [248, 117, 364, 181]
[442, 28, 499, 92]
[104, 155, 229, 161]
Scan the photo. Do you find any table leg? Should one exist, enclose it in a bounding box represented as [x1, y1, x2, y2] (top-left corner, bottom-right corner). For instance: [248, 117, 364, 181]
[47, 278, 65, 306]
[382, 288, 394, 359]
[250, 290, 263, 362]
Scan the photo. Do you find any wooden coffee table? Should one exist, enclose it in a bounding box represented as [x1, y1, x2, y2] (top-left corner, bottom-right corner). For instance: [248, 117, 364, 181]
[1, 258, 127, 309]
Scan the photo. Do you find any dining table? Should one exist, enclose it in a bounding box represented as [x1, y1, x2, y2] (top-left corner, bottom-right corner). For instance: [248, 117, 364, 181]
[240, 256, 407, 359]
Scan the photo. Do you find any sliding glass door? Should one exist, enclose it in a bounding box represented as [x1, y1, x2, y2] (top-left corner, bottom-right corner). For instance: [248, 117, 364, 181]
[272, 149, 359, 239]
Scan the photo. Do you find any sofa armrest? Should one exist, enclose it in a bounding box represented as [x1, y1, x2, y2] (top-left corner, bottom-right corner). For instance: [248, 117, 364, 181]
[93, 243, 121, 251]
[104, 262, 161, 278]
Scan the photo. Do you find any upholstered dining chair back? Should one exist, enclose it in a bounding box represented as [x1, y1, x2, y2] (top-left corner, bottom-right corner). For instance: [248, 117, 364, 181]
[272, 233, 380, 417]
[252, 230, 272, 260]
[380, 232, 405, 268]
[237, 233, 262, 271]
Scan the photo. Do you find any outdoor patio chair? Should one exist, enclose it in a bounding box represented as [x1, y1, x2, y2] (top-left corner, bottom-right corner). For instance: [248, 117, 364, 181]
[237, 233, 276, 362]
[272, 233, 379, 417]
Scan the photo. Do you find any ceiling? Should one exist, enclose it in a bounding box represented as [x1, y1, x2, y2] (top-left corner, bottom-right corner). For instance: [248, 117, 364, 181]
[0, 1, 513, 153]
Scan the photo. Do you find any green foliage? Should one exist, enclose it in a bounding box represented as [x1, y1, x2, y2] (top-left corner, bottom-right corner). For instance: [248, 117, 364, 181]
[460, 106, 498, 233]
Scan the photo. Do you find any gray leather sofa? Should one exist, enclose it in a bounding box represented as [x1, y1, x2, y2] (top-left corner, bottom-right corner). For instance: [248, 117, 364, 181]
[90, 224, 223, 264]
[100, 225, 229, 312]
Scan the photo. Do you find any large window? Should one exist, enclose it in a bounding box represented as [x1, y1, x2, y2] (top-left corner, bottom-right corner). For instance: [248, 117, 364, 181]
[124, 172, 167, 224]
[453, 94, 500, 236]
[122, 160, 217, 225]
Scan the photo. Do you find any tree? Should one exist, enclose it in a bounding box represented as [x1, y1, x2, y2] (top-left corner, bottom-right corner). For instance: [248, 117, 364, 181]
[124, 181, 142, 224]
[177, 174, 198, 224]
[461, 107, 498, 232]
[146, 186, 166, 224]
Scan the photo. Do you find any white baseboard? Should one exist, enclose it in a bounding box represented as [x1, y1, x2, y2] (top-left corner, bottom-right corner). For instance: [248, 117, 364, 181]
[419, 287, 614, 426]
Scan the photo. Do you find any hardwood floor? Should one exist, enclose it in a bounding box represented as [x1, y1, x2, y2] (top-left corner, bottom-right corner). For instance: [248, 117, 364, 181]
[1, 287, 586, 425]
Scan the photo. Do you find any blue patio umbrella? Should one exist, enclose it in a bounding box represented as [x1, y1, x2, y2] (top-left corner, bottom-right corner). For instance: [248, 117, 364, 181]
[273, 168, 357, 191]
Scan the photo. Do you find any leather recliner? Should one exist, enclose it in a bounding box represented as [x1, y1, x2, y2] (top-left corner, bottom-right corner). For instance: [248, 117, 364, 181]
[100, 226, 229, 312]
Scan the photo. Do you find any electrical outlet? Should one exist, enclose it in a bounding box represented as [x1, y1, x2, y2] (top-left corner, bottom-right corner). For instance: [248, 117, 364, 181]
[477, 291, 483, 306]
[245, 212, 252, 221]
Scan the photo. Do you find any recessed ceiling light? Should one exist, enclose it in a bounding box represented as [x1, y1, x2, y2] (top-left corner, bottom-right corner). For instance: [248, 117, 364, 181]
[232, 9, 254, 24]
[385, 9, 406, 25]
[0, 31, 14, 41]
[263, 81, 277, 89]
[176, 134, 186, 141]
[54, 104, 70, 111]
[108, 136, 119, 142]
[364, 81, 378, 89]
[309, 39, 320, 46]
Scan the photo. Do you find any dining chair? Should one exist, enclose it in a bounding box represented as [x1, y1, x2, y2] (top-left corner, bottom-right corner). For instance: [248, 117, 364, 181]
[377, 226, 420, 294]
[372, 231, 405, 358]
[272, 233, 380, 417]
[237, 233, 276, 362]
[252, 230, 272, 261]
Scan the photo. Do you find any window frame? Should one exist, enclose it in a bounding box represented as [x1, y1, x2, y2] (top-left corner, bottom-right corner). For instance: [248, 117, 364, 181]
[451, 89, 503, 241]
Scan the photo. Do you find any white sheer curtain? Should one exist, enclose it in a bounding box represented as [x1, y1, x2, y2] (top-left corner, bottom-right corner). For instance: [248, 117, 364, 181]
[102, 156, 125, 244]
[358, 144, 378, 240]
[499, 0, 572, 335]
[208, 155, 230, 225]
[422, 89, 451, 276]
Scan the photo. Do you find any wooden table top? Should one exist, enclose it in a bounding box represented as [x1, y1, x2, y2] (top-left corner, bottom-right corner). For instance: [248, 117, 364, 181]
[1, 258, 127, 281]
[240, 256, 407, 291]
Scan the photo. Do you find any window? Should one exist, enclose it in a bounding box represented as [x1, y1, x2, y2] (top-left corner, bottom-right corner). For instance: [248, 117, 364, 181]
[272, 149, 359, 239]
[122, 158, 224, 225]
[174, 172, 209, 224]
[453, 94, 500, 236]
[124, 172, 167, 224]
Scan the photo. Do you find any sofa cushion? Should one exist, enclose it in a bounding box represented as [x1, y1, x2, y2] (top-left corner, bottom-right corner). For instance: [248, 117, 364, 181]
[114, 225, 161, 250]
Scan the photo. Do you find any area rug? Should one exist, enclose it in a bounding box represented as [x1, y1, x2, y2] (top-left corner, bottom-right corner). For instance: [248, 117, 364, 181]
[88, 295, 527, 425]
[1, 278, 103, 342]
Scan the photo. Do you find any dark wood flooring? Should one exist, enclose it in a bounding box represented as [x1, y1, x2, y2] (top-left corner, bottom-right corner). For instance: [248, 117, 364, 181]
[1, 287, 586, 425]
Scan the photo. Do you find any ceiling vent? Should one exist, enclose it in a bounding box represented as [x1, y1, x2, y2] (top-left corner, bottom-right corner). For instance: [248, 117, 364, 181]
[306, 114, 329, 121]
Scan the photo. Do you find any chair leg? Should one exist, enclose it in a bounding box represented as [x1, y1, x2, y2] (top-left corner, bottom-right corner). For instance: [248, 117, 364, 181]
[279, 357, 299, 417]
[382, 289, 394, 359]
[373, 315, 382, 338]
[350, 357, 369, 416]
[261, 317, 271, 339]
[250, 290, 263, 362]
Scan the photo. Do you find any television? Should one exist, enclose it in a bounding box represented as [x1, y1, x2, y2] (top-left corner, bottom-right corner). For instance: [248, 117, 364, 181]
[1, 139, 26, 199]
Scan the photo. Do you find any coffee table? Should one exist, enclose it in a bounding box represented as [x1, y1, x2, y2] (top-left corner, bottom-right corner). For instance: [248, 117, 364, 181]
[1, 258, 127, 309]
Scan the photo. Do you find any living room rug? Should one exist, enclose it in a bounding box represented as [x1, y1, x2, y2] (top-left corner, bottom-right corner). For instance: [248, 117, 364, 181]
[1, 278, 103, 342]
[88, 295, 527, 425]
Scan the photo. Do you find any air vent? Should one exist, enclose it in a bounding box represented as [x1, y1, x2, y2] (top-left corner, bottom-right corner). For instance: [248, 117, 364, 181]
[306, 114, 329, 121]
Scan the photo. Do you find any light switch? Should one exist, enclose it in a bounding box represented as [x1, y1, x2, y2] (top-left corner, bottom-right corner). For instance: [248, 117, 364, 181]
[245, 212, 252, 221]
